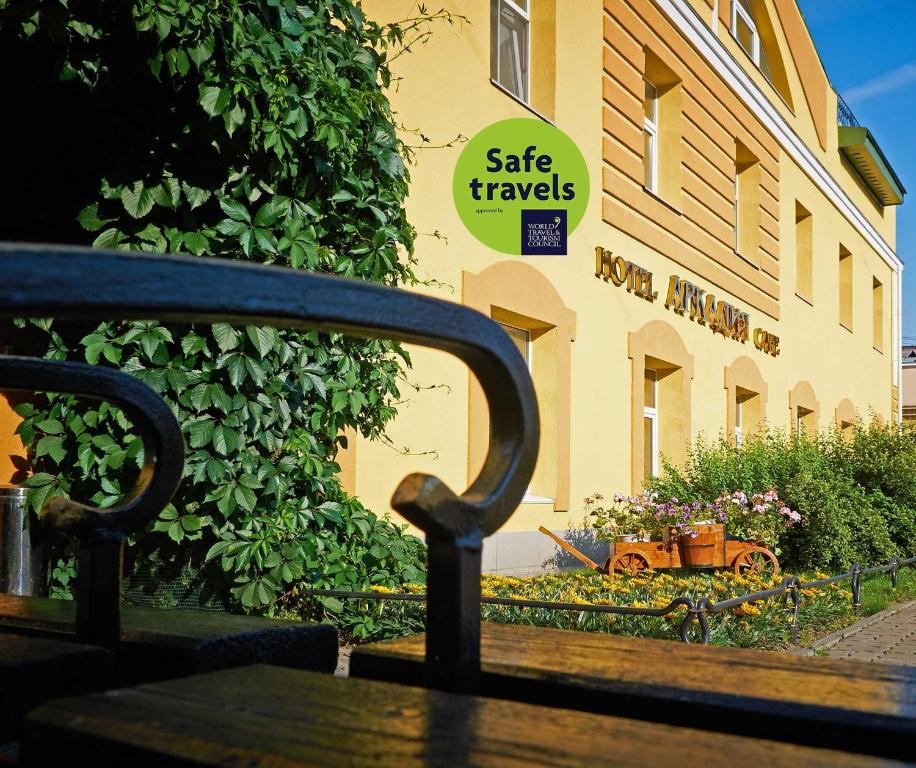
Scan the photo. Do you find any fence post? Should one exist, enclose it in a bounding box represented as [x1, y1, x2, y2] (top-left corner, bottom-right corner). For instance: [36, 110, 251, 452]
[851, 563, 862, 614]
[788, 577, 800, 645]
[890, 556, 898, 589]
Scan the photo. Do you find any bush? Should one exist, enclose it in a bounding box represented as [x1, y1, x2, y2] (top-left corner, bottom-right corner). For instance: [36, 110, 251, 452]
[0, 0, 441, 614]
[650, 421, 916, 571]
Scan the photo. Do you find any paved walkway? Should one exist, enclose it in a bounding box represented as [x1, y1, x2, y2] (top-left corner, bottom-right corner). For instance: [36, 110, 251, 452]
[824, 600, 916, 666]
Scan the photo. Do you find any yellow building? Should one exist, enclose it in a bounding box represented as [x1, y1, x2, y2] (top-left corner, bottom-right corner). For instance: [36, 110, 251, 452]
[349, 0, 905, 573]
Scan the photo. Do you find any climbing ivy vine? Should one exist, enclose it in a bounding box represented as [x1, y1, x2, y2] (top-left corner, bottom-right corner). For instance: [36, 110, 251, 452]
[0, 0, 453, 612]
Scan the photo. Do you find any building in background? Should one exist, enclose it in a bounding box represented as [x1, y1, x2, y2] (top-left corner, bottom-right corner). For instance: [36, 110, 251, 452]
[350, 0, 905, 574]
[903, 345, 916, 423]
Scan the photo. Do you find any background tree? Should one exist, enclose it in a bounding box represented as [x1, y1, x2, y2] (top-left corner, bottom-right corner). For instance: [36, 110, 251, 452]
[0, 0, 444, 624]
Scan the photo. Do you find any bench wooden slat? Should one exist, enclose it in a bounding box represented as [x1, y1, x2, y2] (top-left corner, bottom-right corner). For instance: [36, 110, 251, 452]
[0, 634, 115, 741]
[0, 594, 338, 682]
[350, 622, 916, 760]
[21, 664, 907, 767]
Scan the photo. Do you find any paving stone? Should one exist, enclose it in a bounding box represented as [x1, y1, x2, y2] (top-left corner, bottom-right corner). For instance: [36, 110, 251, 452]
[827, 601, 916, 666]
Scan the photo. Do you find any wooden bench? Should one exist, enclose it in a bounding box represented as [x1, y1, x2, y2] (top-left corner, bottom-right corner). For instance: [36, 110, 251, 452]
[0, 594, 338, 683]
[350, 622, 916, 761]
[19, 664, 906, 767]
[0, 634, 114, 742]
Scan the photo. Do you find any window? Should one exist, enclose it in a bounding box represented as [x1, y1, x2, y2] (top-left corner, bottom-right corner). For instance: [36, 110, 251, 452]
[795, 203, 813, 302]
[643, 369, 659, 478]
[498, 321, 531, 367]
[873, 277, 884, 351]
[732, 0, 760, 65]
[629, 322, 693, 491]
[642, 51, 682, 202]
[465, 262, 576, 513]
[726, 358, 767, 447]
[789, 381, 819, 438]
[490, 0, 529, 103]
[796, 406, 814, 435]
[735, 140, 760, 262]
[497, 322, 546, 501]
[839, 246, 853, 331]
[836, 399, 858, 439]
[643, 80, 658, 193]
[727, 1, 793, 105]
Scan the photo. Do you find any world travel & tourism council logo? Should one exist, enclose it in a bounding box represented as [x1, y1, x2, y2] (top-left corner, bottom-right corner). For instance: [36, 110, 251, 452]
[452, 118, 589, 256]
[521, 210, 567, 255]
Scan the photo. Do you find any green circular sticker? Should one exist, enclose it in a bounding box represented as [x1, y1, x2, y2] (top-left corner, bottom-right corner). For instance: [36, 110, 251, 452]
[452, 118, 589, 255]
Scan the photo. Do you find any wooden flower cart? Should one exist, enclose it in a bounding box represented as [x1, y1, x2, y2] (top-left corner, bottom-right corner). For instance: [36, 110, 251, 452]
[539, 524, 779, 577]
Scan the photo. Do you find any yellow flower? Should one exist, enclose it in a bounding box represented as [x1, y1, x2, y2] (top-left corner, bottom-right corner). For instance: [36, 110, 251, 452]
[371, 585, 392, 594]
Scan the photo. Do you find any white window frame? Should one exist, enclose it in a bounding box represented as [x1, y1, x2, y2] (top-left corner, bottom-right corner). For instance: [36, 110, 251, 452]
[735, 395, 743, 448]
[493, 0, 531, 104]
[643, 80, 659, 194]
[734, 171, 741, 252]
[643, 370, 659, 478]
[731, 0, 760, 66]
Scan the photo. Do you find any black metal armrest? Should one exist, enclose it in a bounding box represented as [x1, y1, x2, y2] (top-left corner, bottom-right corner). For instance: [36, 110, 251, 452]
[0, 357, 184, 647]
[0, 243, 540, 690]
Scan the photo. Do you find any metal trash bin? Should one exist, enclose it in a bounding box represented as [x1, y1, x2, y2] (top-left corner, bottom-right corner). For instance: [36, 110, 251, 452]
[0, 484, 45, 596]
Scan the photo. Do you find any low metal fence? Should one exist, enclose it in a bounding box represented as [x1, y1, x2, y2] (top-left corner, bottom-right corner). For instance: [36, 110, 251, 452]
[305, 555, 916, 645]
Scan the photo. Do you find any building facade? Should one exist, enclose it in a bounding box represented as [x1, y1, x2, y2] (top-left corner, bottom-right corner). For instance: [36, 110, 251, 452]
[0, 1, 901, 575]
[350, 0, 905, 574]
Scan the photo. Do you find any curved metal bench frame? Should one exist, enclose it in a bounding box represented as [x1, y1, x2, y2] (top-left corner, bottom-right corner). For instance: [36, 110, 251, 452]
[0, 243, 540, 692]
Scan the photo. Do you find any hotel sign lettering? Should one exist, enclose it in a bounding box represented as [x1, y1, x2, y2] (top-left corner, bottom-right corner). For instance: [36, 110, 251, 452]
[593, 246, 780, 356]
[664, 275, 749, 342]
[594, 247, 657, 301]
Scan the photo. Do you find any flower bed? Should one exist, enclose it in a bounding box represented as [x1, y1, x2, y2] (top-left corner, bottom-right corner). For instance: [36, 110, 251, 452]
[478, 567, 911, 649]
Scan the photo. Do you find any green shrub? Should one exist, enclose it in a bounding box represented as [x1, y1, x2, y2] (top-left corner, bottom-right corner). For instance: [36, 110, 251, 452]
[0, 0, 445, 615]
[650, 422, 915, 571]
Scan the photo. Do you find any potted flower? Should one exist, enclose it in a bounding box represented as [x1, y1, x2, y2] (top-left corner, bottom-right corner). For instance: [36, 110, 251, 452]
[714, 489, 800, 554]
[585, 493, 652, 543]
[644, 498, 716, 565]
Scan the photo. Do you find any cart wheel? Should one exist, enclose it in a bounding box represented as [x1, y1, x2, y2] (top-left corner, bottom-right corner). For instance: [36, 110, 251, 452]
[609, 551, 650, 576]
[733, 546, 779, 577]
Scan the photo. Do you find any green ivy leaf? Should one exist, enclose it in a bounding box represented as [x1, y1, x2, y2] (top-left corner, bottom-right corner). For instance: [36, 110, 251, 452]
[76, 203, 116, 232]
[212, 323, 240, 352]
[200, 85, 231, 116]
[219, 198, 251, 223]
[245, 326, 275, 357]
[233, 484, 257, 512]
[36, 435, 66, 463]
[93, 228, 123, 249]
[188, 418, 215, 448]
[212, 424, 239, 455]
[36, 418, 64, 434]
[121, 181, 155, 219]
